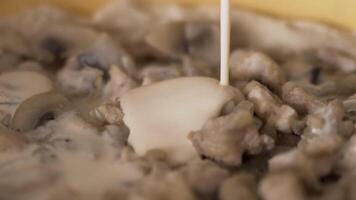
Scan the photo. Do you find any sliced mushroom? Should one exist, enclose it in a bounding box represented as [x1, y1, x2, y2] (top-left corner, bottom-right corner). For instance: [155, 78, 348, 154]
[316, 47, 356, 73]
[0, 70, 53, 118]
[244, 81, 300, 134]
[282, 81, 325, 114]
[145, 21, 187, 58]
[0, 125, 27, 152]
[185, 21, 220, 66]
[11, 91, 70, 132]
[230, 50, 286, 93]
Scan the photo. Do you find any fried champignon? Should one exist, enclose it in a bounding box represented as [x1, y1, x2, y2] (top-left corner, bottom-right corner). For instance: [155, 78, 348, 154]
[139, 63, 183, 85]
[33, 24, 99, 62]
[189, 101, 274, 166]
[230, 50, 286, 93]
[179, 159, 229, 199]
[339, 134, 356, 172]
[182, 57, 217, 77]
[39, 36, 67, 63]
[103, 66, 138, 100]
[137, 172, 197, 200]
[0, 125, 27, 152]
[89, 101, 124, 125]
[281, 81, 336, 100]
[185, 21, 220, 66]
[94, 0, 154, 40]
[57, 57, 104, 96]
[0, 53, 21, 72]
[305, 100, 347, 136]
[77, 34, 137, 79]
[145, 21, 187, 59]
[244, 81, 300, 134]
[0, 153, 56, 200]
[331, 75, 356, 96]
[145, 20, 220, 63]
[259, 170, 306, 200]
[0, 70, 53, 120]
[286, 75, 356, 99]
[11, 91, 70, 132]
[57, 35, 137, 97]
[17, 61, 43, 71]
[343, 95, 356, 113]
[0, 27, 28, 56]
[100, 124, 130, 152]
[269, 134, 343, 187]
[316, 47, 356, 73]
[268, 101, 347, 186]
[282, 81, 326, 114]
[281, 56, 317, 83]
[219, 173, 258, 200]
[27, 112, 106, 155]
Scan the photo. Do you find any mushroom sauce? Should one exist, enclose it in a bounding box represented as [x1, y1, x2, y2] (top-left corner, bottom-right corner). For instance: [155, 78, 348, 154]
[2, 1, 356, 200]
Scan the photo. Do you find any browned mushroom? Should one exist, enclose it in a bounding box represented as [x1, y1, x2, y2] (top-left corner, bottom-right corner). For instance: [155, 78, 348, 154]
[11, 91, 70, 132]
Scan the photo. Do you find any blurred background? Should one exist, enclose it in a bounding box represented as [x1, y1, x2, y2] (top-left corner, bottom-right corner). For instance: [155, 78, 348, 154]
[0, 0, 355, 30]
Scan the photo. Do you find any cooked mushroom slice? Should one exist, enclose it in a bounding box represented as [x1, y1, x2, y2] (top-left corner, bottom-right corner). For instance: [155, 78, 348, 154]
[77, 34, 137, 78]
[179, 159, 229, 199]
[139, 64, 183, 85]
[219, 173, 258, 200]
[189, 102, 274, 166]
[282, 81, 325, 114]
[145, 21, 187, 58]
[332, 75, 356, 96]
[11, 91, 70, 132]
[244, 81, 300, 134]
[0, 70, 53, 118]
[230, 50, 286, 93]
[185, 21, 220, 66]
[316, 47, 356, 73]
[0, 125, 27, 152]
[259, 170, 306, 200]
[89, 101, 124, 125]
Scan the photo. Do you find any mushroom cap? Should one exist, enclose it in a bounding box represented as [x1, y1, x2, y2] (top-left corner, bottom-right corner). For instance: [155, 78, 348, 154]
[11, 91, 70, 132]
[0, 70, 53, 117]
[0, 125, 27, 152]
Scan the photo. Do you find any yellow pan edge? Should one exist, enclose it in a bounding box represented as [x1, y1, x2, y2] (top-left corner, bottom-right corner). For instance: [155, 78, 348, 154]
[0, 0, 355, 30]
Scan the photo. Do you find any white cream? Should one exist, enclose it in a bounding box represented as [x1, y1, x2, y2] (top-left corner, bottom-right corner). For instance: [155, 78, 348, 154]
[120, 77, 237, 163]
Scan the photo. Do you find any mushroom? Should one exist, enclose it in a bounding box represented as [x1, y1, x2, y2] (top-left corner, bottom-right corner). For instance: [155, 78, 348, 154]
[0, 125, 27, 152]
[77, 34, 138, 79]
[243, 81, 300, 134]
[316, 47, 356, 73]
[0, 70, 53, 120]
[89, 101, 124, 125]
[230, 50, 286, 93]
[179, 159, 229, 199]
[138, 171, 197, 200]
[259, 170, 306, 200]
[189, 101, 274, 166]
[139, 64, 183, 85]
[185, 21, 220, 66]
[304, 100, 346, 136]
[11, 91, 70, 132]
[57, 57, 103, 96]
[282, 81, 325, 114]
[103, 66, 138, 100]
[145, 21, 187, 58]
[219, 173, 258, 200]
